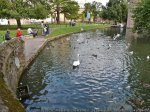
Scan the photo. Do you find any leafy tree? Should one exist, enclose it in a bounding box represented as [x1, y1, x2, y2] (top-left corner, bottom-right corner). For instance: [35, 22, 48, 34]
[0, 0, 11, 18]
[9, 0, 30, 27]
[0, 0, 51, 27]
[84, 3, 92, 18]
[50, 0, 71, 24]
[62, 1, 79, 21]
[91, 1, 102, 22]
[133, 0, 150, 33]
[101, 0, 128, 24]
[83, 2, 102, 22]
[27, 2, 50, 20]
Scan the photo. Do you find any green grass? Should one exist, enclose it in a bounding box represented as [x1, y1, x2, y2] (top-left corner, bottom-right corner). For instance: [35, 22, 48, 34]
[48, 23, 110, 38]
[0, 30, 28, 43]
[0, 23, 110, 43]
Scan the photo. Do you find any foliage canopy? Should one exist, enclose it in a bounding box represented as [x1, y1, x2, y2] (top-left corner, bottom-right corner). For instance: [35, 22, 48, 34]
[101, 0, 128, 24]
[133, 0, 150, 33]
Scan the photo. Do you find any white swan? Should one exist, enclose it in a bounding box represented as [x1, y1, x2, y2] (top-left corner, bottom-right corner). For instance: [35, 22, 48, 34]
[73, 54, 80, 68]
[113, 34, 120, 40]
[147, 56, 150, 60]
[120, 23, 124, 28]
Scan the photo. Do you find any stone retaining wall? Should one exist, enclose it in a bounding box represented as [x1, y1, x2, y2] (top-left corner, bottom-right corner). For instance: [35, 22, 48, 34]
[0, 39, 26, 93]
[0, 38, 26, 111]
[0, 37, 46, 111]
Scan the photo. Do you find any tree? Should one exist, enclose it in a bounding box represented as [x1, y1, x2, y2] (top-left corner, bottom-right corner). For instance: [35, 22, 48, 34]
[0, 0, 51, 27]
[133, 0, 150, 33]
[9, 0, 30, 28]
[83, 2, 102, 22]
[84, 3, 92, 17]
[50, 0, 71, 24]
[0, 0, 11, 18]
[62, 1, 79, 21]
[27, 2, 50, 20]
[101, 0, 128, 24]
[91, 1, 102, 22]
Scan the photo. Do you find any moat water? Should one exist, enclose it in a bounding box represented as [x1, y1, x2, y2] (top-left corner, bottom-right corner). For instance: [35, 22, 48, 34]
[20, 28, 150, 111]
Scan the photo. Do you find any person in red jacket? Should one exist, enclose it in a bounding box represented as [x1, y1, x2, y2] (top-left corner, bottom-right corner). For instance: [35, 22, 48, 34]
[16, 28, 23, 38]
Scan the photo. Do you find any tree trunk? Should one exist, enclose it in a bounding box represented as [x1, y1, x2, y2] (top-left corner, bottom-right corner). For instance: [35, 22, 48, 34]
[56, 5, 60, 24]
[93, 16, 96, 23]
[64, 13, 66, 23]
[16, 19, 21, 28]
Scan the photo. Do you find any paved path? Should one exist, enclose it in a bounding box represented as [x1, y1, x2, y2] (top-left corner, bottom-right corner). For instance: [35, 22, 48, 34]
[24, 37, 46, 62]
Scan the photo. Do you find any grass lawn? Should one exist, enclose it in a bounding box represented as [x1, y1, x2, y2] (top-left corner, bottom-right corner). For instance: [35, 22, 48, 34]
[48, 23, 110, 39]
[0, 23, 110, 43]
[0, 30, 28, 43]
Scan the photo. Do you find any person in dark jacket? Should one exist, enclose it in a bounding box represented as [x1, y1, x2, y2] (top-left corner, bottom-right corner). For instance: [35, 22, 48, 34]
[5, 30, 11, 40]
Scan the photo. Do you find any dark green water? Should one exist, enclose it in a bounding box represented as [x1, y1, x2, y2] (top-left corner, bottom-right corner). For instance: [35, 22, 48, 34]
[20, 28, 150, 111]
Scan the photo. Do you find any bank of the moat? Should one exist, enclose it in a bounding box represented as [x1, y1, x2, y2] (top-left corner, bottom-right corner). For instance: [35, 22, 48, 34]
[0, 37, 46, 112]
[21, 28, 150, 111]
[0, 25, 110, 111]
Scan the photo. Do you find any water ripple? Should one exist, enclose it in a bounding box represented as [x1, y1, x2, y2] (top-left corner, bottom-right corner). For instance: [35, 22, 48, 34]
[20, 29, 150, 111]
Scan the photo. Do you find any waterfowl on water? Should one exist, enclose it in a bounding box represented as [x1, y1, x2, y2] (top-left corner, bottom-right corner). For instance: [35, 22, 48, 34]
[73, 54, 80, 69]
[129, 97, 144, 107]
[147, 56, 150, 60]
[113, 34, 120, 40]
[92, 54, 97, 58]
[129, 51, 133, 55]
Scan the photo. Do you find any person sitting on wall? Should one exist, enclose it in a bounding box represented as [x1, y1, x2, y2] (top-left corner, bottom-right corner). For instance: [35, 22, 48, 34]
[27, 28, 37, 37]
[16, 28, 22, 38]
[5, 30, 11, 41]
[16, 28, 24, 42]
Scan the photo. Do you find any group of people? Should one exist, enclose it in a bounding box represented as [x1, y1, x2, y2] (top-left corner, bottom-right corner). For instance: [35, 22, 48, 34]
[4, 21, 50, 41]
[27, 28, 38, 37]
[5, 28, 23, 41]
[41, 21, 49, 36]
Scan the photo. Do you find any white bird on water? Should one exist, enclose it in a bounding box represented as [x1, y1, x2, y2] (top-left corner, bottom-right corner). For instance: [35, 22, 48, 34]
[147, 56, 150, 60]
[113, 34, 121, 40]
[73, 54, 80, 68]
[129, 51, 133, 55]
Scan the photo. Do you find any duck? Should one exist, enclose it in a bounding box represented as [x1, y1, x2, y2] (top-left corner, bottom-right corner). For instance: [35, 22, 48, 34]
[92, 54, 97, 58]
[129, 97, 144, 107]
[107, 44, 111, 49]
[73, 54, 80, 69]
[143, 83, 150, 88]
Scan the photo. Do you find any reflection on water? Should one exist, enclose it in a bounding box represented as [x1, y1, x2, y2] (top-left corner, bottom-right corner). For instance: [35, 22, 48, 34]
[20, 28, 150, 111]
